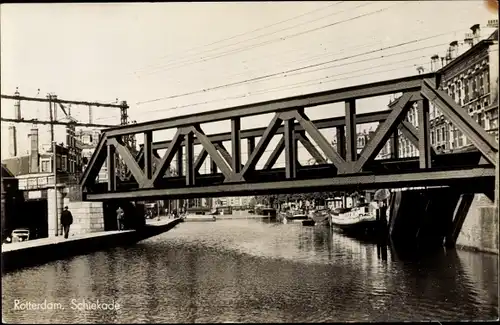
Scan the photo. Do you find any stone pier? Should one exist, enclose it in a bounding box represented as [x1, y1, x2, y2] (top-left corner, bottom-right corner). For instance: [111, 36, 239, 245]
[47, 185, 65, 238]
[63, 198, 105, 236]
[456, 194, 499, 254]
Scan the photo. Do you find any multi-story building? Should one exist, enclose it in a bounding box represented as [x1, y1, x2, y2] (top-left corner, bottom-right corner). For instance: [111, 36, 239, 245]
[332, 128, 392, 160]
[2, 127, 83, 183]
[435, 24, 499, 148]
[397, 21, 498, 157]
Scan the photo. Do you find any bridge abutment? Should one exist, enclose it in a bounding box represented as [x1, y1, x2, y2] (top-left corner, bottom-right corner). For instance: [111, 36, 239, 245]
[455, 194, 498, 254]
[389, 188, 498, 254]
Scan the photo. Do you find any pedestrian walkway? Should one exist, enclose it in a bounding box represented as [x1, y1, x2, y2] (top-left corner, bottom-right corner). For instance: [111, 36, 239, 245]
[2, 229, 134, 253]
[2, 218, 182, 272]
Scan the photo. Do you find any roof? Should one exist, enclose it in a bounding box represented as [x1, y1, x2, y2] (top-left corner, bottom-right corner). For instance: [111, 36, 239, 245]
[1, 164, 15, 178]
[438, 29, 498, 75]
[1, 156, 30, 176]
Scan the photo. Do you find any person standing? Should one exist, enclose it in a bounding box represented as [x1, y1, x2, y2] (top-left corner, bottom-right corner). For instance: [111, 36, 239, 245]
[116, 206, 125, 230]
[60, 206, 73, 239]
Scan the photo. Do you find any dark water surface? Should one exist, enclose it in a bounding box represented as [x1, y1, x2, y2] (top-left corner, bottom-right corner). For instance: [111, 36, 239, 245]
[2, 219, 498, 323]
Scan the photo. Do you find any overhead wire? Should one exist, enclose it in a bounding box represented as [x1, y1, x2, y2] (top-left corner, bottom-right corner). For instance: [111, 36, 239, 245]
[135, 2, 366, 75]
[138, 2, 404, 77]
[134, 2, 345, 73]
[136, 1, 345, 72]
[156, 24, 461, 96]
[138, 56, 431, 117]
[136, 29, 461, 105]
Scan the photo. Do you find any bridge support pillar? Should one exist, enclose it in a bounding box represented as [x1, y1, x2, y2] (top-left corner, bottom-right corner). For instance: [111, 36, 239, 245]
[177, 147, 183, 177]
[336, 126, 346, 159]
[417, 99, 432, 169]
[345, 99, 357, 163]
[47, 185, 65, 238]
[390, 132, 399, 159]
[444, 193, 474, 248]
[284, 119, 297, 179]
[247, 137, 255, 161]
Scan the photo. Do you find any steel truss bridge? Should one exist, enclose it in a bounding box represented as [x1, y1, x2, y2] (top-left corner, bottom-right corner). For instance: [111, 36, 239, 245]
[80, 73, 498, 201]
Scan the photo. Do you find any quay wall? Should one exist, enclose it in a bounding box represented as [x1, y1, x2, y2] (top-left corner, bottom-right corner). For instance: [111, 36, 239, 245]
[63, 198, 105, 235]
[456, 194, 499, 254]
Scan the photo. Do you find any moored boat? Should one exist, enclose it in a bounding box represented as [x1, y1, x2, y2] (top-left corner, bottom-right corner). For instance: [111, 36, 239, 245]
[330, 203, 379, 234]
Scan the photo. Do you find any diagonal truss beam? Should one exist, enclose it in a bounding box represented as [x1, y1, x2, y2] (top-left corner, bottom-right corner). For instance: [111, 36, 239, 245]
[145, 111, 390, 150]
[398, 120, 437, 156]
[145, 128, 185, 187]
[351, 92, 415, 173]
[297, 132, 327, 164]
[421, 79, 498, 165]
[214, 142, 233, 167]
[194, 148, 208, 172]
[106, 74, 431, 138]
[239, 113, 283, 179]
[190, 125, 234, 181]
[108, 137, 146, 187]
[264, 137, 284, 170]
[80, 133, 108, 188]
[293, 110, 347, 173]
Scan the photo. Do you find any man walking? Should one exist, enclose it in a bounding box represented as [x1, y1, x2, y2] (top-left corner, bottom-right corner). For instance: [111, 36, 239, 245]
[116, 206, 125, 230]
[60, 206, 73, 239]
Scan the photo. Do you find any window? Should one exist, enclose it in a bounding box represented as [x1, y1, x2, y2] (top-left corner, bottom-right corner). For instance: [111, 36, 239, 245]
[56, 156, 61, 169]
[437, 128, 441, 143]
[479, 73, 484, 95]
[61, 155, 67, 171]
[457, 130, 463, 147]
[431, 131, 435, 145]
[485, 71, 490, 93]
[490, 115, 498, 129]
[41, 160, 50, 173]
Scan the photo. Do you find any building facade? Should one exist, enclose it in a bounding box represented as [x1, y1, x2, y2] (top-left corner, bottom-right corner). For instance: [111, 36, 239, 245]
[398, 22, 498, 157]
[332, 129, 392, 160]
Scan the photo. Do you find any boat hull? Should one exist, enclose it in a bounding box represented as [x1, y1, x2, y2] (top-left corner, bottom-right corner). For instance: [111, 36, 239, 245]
[331, 219, 379, 234]
[302, 219, 316, 226]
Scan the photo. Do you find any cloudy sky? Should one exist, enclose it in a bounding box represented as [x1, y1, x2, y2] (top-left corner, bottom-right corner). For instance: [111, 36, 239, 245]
[1, 1, 496, 168]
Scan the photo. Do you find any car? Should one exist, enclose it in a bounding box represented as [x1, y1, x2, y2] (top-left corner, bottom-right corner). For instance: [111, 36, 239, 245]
[11, 228, 30, 243]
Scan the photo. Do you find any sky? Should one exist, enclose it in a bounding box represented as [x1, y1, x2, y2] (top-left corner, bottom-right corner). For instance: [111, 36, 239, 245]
[1, 1, 497, 169]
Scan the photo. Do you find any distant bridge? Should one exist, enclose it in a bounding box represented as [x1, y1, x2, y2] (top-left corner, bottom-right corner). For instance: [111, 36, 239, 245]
[80, 73, 497, 201]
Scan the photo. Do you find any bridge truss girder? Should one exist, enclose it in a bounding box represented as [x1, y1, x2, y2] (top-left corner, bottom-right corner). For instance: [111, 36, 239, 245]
[79, 73, 498, 201]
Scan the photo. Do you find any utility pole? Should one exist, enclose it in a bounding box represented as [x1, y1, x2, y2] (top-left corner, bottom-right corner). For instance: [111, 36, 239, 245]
[48, 94, 59, 237]
[48, 94, 54, 144]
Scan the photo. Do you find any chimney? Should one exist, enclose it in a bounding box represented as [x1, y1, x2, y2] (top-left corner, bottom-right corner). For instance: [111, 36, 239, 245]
[29, 128, 39, 173]
[470, 24, 480, 45]
[8, 125, 17, 157]
[448, 41, 459, 60]
[52, 94, 58, 121]
[66, 123, 75, 148]
[14, 87, 21, 119]
[487, 19, 498, 28]
[464, 33, 474, 49]
[431, 55, 441, 72]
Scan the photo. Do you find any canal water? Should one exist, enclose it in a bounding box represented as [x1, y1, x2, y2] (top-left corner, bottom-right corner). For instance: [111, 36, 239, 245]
[2, 219, 498, 323]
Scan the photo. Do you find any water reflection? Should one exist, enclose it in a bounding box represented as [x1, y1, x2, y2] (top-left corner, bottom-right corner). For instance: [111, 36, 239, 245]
[2, 219, 498, 323]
